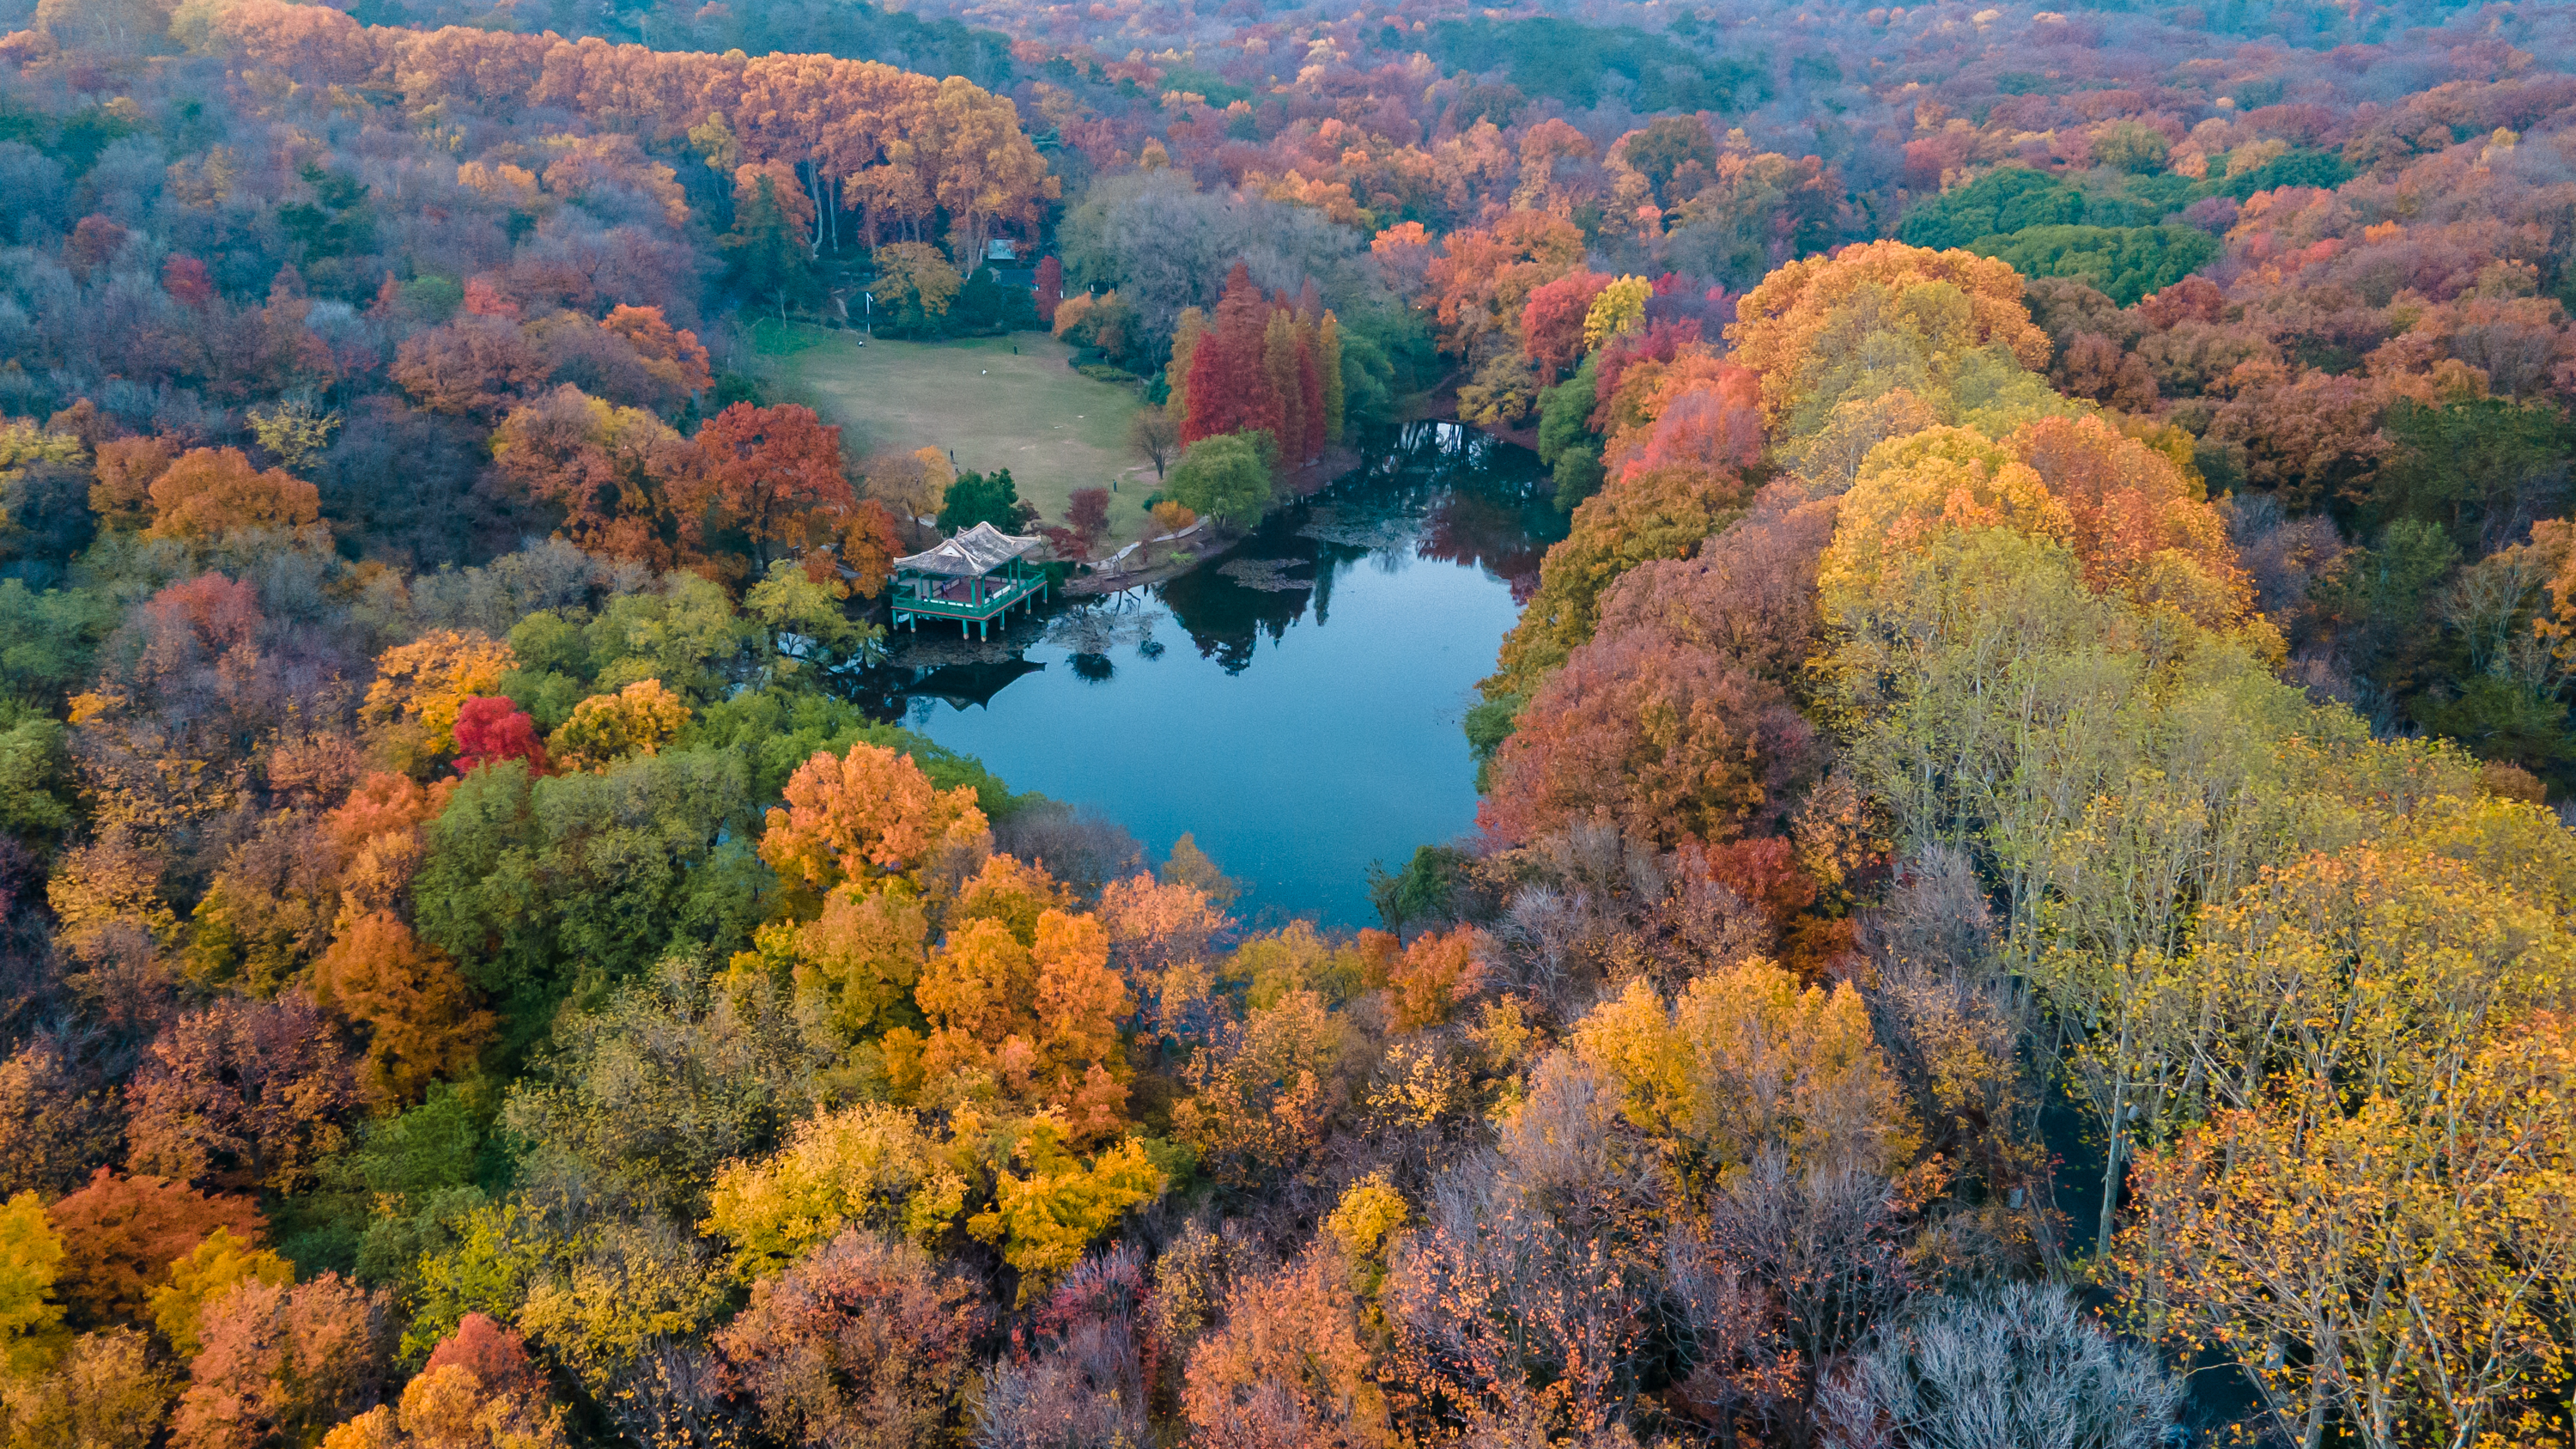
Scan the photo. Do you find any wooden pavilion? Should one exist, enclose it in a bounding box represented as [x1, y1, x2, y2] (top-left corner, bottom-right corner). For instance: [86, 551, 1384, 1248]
[889, 521, 1051, 638]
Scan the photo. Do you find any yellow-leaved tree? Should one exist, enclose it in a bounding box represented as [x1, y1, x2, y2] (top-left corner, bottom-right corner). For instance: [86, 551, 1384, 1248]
[2110, 849, 2576, 1449]
[1571, 959, 1916, 1179]
[545, 679, 690, 772]
[704, 1103, 958, 1278]
[968, 1117, 1162, 1304]
[148, 1227, 292, 1356]
[0, 1189, 64, 1375]
[364, 630, 516, 756]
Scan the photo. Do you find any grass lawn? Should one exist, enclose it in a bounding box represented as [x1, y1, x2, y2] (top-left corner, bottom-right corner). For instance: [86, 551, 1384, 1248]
[757, 323, 1160, 549]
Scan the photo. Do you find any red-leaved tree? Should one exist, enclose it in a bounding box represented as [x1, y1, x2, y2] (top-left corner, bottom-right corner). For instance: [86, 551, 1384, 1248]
[1182, 264, 1277, 445]
[423, 1312, 543, 1400]
[1521, 270, 1611, 381]
[1035, 256, 1064, 326]
[452, 696, 548, 775]
[1481, 634, 1824, 849]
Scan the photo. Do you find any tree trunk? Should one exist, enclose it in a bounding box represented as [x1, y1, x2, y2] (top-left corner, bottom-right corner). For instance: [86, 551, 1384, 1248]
[805, 163, 826, 258]
[2097, 1089, 2127, 1257]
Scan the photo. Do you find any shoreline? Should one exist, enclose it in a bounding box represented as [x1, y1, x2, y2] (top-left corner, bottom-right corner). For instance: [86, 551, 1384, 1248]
[1059, 441, 1367, 597]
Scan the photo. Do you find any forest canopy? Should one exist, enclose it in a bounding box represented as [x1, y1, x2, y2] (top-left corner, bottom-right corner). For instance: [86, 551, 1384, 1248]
[5, 0, 2576, 1440]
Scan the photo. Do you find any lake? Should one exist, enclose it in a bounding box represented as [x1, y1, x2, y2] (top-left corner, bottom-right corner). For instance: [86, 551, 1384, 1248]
[870, 423, 1566, 926]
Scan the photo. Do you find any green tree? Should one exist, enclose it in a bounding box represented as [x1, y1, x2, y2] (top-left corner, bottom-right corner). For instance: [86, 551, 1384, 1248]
[744, 558, 888, 680]
[689, 686, 1018, 813]
[1365, 845, 1472, 939]
[1536, 356, 1605, 511]
[0, 708, 73, 840]
[1896, 167, 2087, 250]
[2215, 147, 2350, 200]
[499, 953, 835, 1220]
[1163, 434, 1272, 529]
[2088, 120, 2171, 174]
[2371, 396, 2574, 545]
[724, 176, 814, 320]
[412, 752, 766, 1040]
[581, 574, 759, 703]
[0, 580, 114, 708]
[330, 1084, 499, 1312]
[2312, 518, 2463, 707]
[1966, 225, 2216, 307]
[935, 468, 1036, 533]
[1337, 326, 1399, 432]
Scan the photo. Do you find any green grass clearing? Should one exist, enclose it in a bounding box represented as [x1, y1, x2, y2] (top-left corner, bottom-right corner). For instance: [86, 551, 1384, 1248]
[763, 326, 1161, 550]
[744, 315, 835, 358]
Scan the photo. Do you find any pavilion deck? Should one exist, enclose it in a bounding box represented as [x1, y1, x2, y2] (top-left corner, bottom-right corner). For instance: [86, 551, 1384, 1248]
[890, 557, 1049, 638]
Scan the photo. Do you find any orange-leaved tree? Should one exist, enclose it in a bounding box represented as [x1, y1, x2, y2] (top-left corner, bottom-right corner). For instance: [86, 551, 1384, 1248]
[672, 402, 856, 574]
[2007, 413, 2246, 623]
[744, 743, 988, 1051]
[1098, 871, 1232, 1042]
[143, 447, 320, 542]
[912, 856, 1133, 1139]
[310, 910, 495, 1108]
[90, 434, 179, 531]
[1382, 926, 1485, 1032]
[601, 303, 714, 397]
[1425, 210, 1588, 360]
[46, 1170, 264, 1330]
[759, 741, 988, 895]
[489, 384, 687, 566]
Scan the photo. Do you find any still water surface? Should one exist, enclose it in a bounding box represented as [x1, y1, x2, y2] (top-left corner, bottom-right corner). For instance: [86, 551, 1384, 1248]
[872, 424, 1564, 926]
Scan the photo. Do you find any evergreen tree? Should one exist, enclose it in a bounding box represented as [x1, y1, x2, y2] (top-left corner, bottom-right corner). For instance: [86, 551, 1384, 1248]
[937, 469, 1037, 533]
[723, 176, 812, 320]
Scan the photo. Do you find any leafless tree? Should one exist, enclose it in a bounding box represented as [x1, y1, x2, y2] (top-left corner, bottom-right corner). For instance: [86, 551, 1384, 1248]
[993, 801, 1144, 904]
[1129, 401, 1180, 480]
[1666, 1151, 1919, 1449]
[974, 1318, 1150, 1449]
[1815, 1283, 2179, 1449]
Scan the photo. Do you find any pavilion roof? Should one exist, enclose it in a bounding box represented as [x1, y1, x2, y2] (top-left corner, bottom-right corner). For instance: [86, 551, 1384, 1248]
[893, 521, 1043, 577]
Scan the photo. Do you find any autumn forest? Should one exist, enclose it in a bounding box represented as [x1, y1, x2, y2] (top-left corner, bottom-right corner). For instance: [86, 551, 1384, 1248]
[1, 0, 2574, 1443]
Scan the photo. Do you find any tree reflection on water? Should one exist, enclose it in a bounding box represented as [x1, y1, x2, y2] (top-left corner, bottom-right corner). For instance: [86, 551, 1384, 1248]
[861, 423, 1564, 709]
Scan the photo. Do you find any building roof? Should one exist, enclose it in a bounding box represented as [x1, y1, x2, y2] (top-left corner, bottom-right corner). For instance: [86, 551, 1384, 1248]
[894, 521, 1043, 577]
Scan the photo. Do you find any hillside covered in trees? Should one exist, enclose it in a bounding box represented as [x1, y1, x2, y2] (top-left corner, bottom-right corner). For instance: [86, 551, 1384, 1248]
[4, 0, 2576, 1445]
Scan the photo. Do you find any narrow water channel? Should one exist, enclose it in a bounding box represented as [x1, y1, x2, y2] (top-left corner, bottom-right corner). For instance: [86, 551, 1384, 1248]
[868, 423, 1567, 926]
